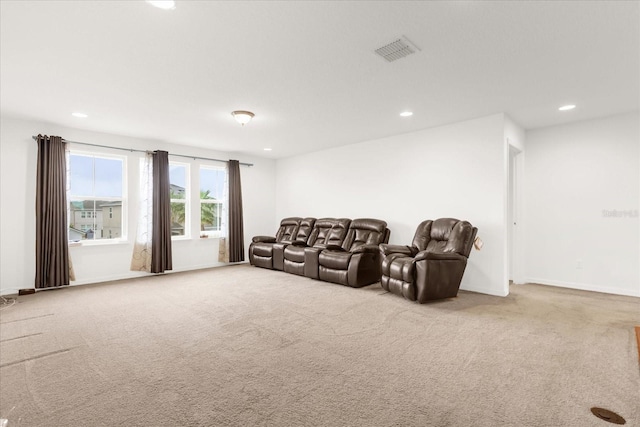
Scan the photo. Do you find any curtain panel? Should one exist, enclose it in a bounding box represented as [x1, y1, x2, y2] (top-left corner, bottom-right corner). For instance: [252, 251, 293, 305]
[151, 150, 173, 273]
[130, 153, 153, 272]
[227, 160, 245, 262]
[35, 135, 71, 288]
[218, 163, 230, 263]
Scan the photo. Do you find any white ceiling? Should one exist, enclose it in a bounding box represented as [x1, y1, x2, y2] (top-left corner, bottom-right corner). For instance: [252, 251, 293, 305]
[1, 1, 638, 159]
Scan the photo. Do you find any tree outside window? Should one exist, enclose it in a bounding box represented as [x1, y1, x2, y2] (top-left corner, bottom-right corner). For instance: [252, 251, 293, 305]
[200, 166, 225, 237]
[169, 162, 189, 237]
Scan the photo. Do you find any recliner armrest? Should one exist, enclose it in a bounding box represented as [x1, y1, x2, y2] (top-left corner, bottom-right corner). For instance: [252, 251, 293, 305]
[289, 241, 309, 246]
[352, 244, 380, 254]
[415, 251, 466, 262]
[379, 244, 417, 257]
[324, 244, 345, 252]
[252, 236, 276, 243]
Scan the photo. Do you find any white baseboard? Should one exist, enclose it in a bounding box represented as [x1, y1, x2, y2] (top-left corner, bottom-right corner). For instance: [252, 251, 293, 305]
[0, 262, 250, 295]
[70, 263, 239, 286]
[524, 277, 640, 298]
[460, 284, 509, 297]
[0, 288, 22, 297]
[70, 272, 148, 287]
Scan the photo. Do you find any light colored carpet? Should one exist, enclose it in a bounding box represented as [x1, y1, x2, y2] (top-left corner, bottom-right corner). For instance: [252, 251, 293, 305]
[1, 264, 638, 427]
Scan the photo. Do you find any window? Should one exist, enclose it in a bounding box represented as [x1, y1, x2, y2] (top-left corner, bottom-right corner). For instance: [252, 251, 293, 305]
[200, 166, 225, 236]
[169, 162, 189, 237]
[68, 153, 125, 241]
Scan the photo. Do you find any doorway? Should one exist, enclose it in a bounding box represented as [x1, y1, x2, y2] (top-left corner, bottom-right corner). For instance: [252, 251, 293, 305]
[507, 143, 523, 284]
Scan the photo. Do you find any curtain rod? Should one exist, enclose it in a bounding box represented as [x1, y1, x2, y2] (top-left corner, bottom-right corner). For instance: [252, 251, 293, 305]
[31, 135, 254, 167]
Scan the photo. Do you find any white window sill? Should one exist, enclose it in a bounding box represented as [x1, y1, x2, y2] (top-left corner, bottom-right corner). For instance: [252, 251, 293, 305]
[199, 234, 222, 239]
[69, 239, 128, 247]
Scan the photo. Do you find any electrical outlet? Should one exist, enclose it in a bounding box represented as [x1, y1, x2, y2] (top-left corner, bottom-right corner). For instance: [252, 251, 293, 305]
[576, 259, 583, 269]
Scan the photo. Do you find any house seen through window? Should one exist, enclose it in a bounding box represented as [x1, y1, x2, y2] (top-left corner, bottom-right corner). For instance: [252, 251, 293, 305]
[68, 153, 125, 241]
[200, 166, 225, 236]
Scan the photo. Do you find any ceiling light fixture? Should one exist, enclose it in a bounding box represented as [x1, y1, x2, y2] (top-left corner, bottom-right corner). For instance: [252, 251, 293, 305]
[231, 110, 255, 126]
[71, 112, 88, 118]
[146, 1, 176, 10]
[400, 111, 413, 117]
[558, 104, 576, 111]
[263, 148, 272, 151]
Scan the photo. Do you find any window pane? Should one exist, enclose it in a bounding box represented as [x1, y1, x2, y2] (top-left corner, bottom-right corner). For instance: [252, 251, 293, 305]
[69, 155, 94, 197]
[99, 201, 122, 239]
[200, 168, 224, 201]
[201, 202, 221, 232]
[170, 202, 186, 236]
[70, 155, 123, 198]
[94, 157, 123, 197]
[69, 200, 122, 240]
[170, 164, 186, 199]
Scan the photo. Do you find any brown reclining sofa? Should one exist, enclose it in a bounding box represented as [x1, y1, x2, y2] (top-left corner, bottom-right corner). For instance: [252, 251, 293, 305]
[249, 217, 390, 288]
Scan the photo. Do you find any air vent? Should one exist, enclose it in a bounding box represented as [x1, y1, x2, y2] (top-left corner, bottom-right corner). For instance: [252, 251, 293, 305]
[375, 36, 420, 62]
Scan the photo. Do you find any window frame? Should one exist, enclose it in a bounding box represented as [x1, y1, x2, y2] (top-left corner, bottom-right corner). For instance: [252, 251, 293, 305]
[67, 150, 127, 245]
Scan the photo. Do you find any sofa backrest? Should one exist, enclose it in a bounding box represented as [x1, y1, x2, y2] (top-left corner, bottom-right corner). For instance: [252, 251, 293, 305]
[275, 217, 302, 242]
[307, 218, 351, 248]
[342, 218, 389, 251]
[412, 218, 477, 257]
[295, 217, 316, 243]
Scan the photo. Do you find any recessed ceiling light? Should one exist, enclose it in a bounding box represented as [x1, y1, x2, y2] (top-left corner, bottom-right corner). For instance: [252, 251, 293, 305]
[263, 148, 272, 151]
[558, 104, 576, 111]
[400, 111, 413, 117]
[71, 112, 88, 118]
[146, 1, 176, 10]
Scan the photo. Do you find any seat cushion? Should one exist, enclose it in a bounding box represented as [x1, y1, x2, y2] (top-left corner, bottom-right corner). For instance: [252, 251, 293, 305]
[318, 250, 352, 270]
[284, 245, 305, 263]
[251, 242, 274, 257]
[388, 256, 414, 283]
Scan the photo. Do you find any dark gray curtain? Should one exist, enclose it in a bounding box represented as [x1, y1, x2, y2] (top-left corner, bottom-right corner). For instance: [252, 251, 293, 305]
[151, 150, 173, 273]
[35, 135, 70, 288]
[228, 160, 245, 262]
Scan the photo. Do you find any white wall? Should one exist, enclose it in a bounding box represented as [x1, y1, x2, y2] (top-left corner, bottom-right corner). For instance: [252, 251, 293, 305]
[524, 112, 639, 297]
[275, 114, 509, 296]
[0, 115, 276, 295]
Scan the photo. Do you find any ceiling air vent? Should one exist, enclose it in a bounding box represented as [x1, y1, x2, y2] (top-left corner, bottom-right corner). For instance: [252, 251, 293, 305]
[374, 36, 420, 62]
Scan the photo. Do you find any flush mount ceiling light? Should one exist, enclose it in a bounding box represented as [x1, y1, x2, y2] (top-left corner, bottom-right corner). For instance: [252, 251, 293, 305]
[146, 1, 176, 10]
[263, 148, 272, 151]
[71, 112, 88, 118]
[231, 110, 255, 126]
[400, 111, 413, 117]
[558, 104, 576, 111]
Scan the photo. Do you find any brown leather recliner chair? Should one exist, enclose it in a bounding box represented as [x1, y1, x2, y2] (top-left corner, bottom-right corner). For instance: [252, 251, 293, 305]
[271, 217, 315, 270]
[318, 218, 390, 288]
[249, 217, 315, 270]
[283, 218, 351, 278]
[380, 218, 477, 302]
